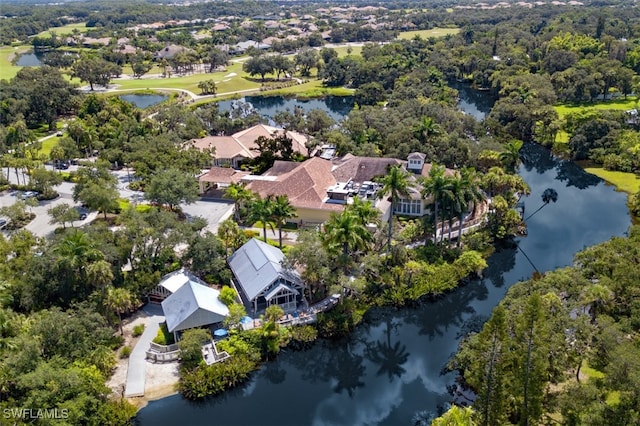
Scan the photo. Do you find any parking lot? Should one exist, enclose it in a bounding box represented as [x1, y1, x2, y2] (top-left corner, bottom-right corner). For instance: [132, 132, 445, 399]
[2, 166, 235, 238]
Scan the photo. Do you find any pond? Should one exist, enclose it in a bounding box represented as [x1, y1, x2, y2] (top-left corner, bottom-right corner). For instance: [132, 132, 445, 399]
[137, 143, 631, 424]
[119, 94, 168, 109]
[16, 52, 43, 67]
[216, 95, 355, 123]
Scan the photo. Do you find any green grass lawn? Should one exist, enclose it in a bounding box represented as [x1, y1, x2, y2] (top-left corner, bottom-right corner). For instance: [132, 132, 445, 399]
[333, 45, 363, 58]
[0, 45, 30, 80]
[397, 27, 460, 40]
[584, 168, 640, 195]
[554, 96, 638, 144]
[36, 22, 87, 38]
[555, 96, 638, 119]
[38, 136, 60, 158]
[114, 61, 260, 94]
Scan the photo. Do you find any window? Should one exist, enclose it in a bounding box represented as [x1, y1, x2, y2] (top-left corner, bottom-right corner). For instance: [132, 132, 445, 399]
[394, 199, 422, 215]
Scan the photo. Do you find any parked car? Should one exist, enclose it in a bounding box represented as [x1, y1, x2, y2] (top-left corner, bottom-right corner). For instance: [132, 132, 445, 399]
[75, 206, 89, 220]
[0, 218, 8, 230]
[20, 191, 39, 199]
[56, 131, 63, 137]
[54, 160, 70, 170]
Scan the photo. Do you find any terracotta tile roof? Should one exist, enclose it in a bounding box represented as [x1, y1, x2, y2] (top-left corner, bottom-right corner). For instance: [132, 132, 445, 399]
[189, 124, 308, 162]
[189, 136, 251, 159]
[331, 155, 403, 183]
[199, 167, 249, 184]
[247, 157, 342, 211]
[263, 160, 301, 176]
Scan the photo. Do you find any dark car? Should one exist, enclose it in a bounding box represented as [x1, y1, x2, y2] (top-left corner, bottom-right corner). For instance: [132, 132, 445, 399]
[0, 218, 7, 230]
[75, 206, 89, 220]
[54, 161, 70, 170]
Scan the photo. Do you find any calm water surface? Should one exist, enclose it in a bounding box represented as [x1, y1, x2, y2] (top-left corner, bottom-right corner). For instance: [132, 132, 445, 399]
[119, 94, 168, 109]
[217, 95, 354, 123]
[16, 52, 43, 67]
[137, 88, 631, 426]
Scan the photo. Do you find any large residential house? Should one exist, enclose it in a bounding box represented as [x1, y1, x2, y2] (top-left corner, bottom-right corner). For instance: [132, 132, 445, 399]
[189, 124, 308, 169]
[195, 140, 457, 224]
[228, 238, 305, 315]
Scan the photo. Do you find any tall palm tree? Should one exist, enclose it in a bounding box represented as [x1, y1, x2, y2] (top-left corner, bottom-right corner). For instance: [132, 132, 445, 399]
[445, 174, 468, 243]
[324, 211, 373, 259]
[499, 139, 523, 173]
[105, 287, 136, 335]
[248, 195, 275, 242]
[420, 164, 449, 243]
[270, 194, 297, 248]
[224, 183, 254, 223]
[455, 167, 484, 246]
[378, 165, 412, 253]
[347, 196, 381, 228]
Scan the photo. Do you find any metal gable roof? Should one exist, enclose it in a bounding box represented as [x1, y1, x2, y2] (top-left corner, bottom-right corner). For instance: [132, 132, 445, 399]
[162, 281, 229, 333]
[228, 238, 297, 301]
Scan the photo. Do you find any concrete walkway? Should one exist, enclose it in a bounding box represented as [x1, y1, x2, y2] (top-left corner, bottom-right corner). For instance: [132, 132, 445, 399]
[124, 306, 164, 398]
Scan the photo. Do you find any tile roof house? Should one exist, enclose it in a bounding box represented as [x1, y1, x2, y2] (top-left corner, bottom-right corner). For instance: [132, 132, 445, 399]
[153, 44, 193, 60]
[190, 124, 308, 169]
[228, 238, 304, 315]
[198, 166, 250, 194]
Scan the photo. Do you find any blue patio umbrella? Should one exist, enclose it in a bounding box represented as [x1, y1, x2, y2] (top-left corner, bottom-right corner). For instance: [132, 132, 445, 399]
[240, 316, 253, 324]
[213, 328, 228, 337]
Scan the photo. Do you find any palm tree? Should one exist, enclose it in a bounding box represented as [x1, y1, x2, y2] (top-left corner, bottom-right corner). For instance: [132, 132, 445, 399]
[377, 165, 412, 253]
[86, 259, 114, 294]
[499, 139, 523, 173]
[347, 196, 381, 228]
[412, 116, 441, 143]
[455, 168, 484, 246]
[524, 188, 558, 221]
[420, 164, 449, 243]
[54, 230, 103, 277]
[248, 195, 275, 242]
[270, 195, 297, 248]
[324, 211, 372, 260]
[105, 287, 136, 335]
[444, 174, 468, 243]
[224, 183, 254, 223]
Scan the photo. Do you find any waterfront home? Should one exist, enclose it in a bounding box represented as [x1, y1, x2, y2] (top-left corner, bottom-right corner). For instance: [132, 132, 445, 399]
[228, 238, 305, 316]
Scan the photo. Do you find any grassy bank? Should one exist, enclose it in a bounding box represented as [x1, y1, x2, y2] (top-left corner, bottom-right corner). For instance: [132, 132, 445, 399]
[584, 167, 640, 195]
[0, 45, 30, 80]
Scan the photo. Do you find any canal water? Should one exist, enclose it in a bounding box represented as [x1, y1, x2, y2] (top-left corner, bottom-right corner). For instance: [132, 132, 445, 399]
[136, 88, 632, 426]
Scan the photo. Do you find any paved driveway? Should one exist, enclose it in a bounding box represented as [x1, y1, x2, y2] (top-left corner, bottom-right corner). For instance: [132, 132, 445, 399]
[182, 200, 234, 233]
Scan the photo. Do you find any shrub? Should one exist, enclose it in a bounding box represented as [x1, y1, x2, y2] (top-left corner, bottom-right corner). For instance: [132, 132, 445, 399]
[119, 346, 132, 359]
[289, 325, 318, 350]
[178, 356, 258, 400]
[132, 324, 145, 337]
[243, 229, 260, 239]
[218, 286, 237, 306]
[153, 323, 175, 345]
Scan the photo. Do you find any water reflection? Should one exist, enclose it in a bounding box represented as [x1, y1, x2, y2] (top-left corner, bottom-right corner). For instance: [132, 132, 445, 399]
[119, 94, 168, 109]
[16, 52, 43, 67]
[217, 95, 354, 123]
